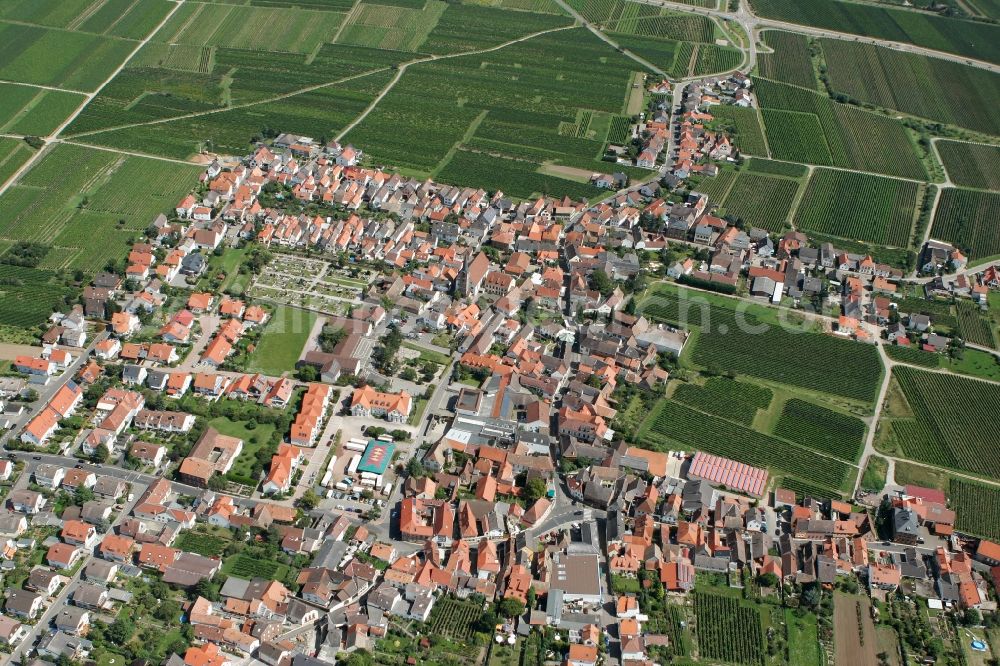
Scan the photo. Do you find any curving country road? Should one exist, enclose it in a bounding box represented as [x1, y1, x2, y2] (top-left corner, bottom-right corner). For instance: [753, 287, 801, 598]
[628, 0, 1000, 74]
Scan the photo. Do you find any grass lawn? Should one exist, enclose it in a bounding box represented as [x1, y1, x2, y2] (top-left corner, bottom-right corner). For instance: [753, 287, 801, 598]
[326, 274, 368, 288]
[208, 417, 276, 480]
[959, 627, 994, 666]
[944, 348, 1000, 382]
[860, 455, 888, 492]
[246, 305, 317, 375]
[431, 332, 454, 349]
[488, 638, 522, 666]
[95, 651, 129, 666]
[155, 627, 185, 657]
[403, 342, 451, 366]
[210, 246, 249, 294]
[987, 627, 1000, 663]
[892, 460, 950, 490]
[876, 626, 902, 666]
[408, 397, 429, 426]
[458, 377, 481, 388]
[786, 609, 821, 666]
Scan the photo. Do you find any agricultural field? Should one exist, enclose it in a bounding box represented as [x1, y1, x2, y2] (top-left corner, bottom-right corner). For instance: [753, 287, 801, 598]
[0, 84, 85, 137]
[0, 139, 34, 187]
[610, 33, 694, 79]
[884, 344, 940, 369]
[879, 366, 999, 478]
[896, 296, 958, 330]
[720, 171, 800, 232]
[337, 1, 444, 52]
[66, 45, 407, 143]
[759, 109, 831, 166]
[956, 300, 996, 348]
[692, 44, 743, 75]
[0, 265, 75, 329]
[694, 591, 766, 666]
[639, 283, 884, 404]
[418, 3, 573, 55]
[161, 3, 345, 53]
[772, 398, 866, 462]
[438, 149, 603, 200]
[174, 528, 230, 557]
[780, 475, 843, 501]
[754, 78, 926, 180]
[748, 0, 1000, 65]
[462, 0, 565, 12]
[67, 0, 575, 140]
[949, 479, 1000, 541]
[757, 30, 816, 89]
[0, 143, 200, 275]
[640, 398, 857, 492]
[345, 28, 650, 191]
[578, 1, 717, 43]
[72, 69, 398, 160]
[671, 377, 773, 426]
[0, 0, 102, 27]
[707, 106, 768, 156]
[792, 168, 919, 247]
[745, 157, 807, 178]
[427, 596, 484, 642]
[820, 40, 1000, 135]
[931, 187, 1000, 260]
[689, 168, 737, 201]
[935, 141, 1000, 191]
[129, 43, 215, 73]
[0, 0, 174, 38]
[246, 305, 318, 376]
[251, 0, 361, 7]
[833, 593, 879, 666]
[0, 23, 138, 91]
[222, 554, 288, 580]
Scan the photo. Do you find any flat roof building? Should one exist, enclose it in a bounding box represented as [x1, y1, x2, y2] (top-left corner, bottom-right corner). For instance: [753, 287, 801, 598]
[551, 553, 603, 605]
[358, 440, 395, 476]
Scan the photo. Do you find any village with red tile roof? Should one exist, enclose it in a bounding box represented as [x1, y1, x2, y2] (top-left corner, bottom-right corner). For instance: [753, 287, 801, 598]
[0, 69, 997, 666]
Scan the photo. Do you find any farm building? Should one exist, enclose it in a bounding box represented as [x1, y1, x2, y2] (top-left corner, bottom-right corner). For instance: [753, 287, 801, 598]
[358, 440, 395, 476]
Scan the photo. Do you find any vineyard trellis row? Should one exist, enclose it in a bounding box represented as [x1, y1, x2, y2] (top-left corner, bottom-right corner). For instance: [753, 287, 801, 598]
[673, 377, 773, 426]
[639, 286, 883, 402]
[793, 168, 918, 247]
[950, 479, 1000, 541]
[932, 187, 1000, 260]
[773, 398, 866, 462]
[694, 592, 766, 666]
[887, 367, 1000, 477]
[640, 399, 856, 491]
